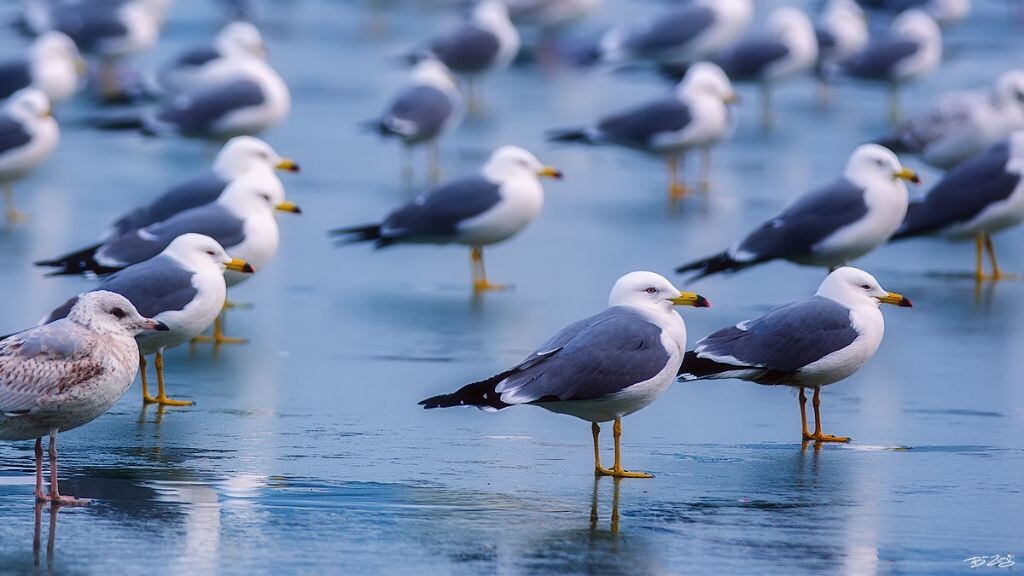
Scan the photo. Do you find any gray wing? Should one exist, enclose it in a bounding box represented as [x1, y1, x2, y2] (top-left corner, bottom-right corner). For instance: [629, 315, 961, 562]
[495, 307, 672, 404]
[895, 143, 1020, 238]
[878, 94, 975, 155]
[735, 178, 868, 261]
[45, 256, 198, 324]
[382, 85, 454, 139]
[0, 59, 32, 100]
[620, 5, 716, 56]
[379, 175, 502, 242]
[841, 38, 919, 80]
[52, 6, 128, 55]
[685, 296, 858, 383]
[429, 25, 500, 73]
[0, 113, 32, 157]
[106, 172, 229, 237]
[0, 321, 101, 414]
[171, 45, 221, 68]
[716, 38, 790, 81]
[155, 79, 265, 136]
[596, 97, 693, 148]
[99, 203, 246, 266]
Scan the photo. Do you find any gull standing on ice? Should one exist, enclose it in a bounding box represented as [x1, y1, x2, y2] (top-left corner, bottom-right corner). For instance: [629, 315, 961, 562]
[890, 132, 1024, 281]
[0, 88, 59, 223]
[42, 234, 254, 406]
[365, 59, 463, 184]
[547, 63, 737, 205]
[0, 291, 167, 504]
[813, 0, 868, 104]
[421, 271, 710, 477]
[676, 145, 918, 279]
[154, 21, 267, 95]
[331, 146, 561, 293]
[679, 267, 911, 443]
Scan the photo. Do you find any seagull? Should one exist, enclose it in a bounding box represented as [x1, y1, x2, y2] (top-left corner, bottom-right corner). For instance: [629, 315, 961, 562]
[889, 131, 1024, 281]
[0, 32, 85, 104]
[421, 0, 520, 112]
[42, 234, 254, 406]
[813, 0, 868, 104]
[0, 291, 167, 504]
[420, 271, 710, 477]
[103, 136, 299, 239]
[0, 88, 59, 224]
[331, 146, 561, 293]
[93, 57, 290, 140]
[153, 21, 266, 96]
[506, 0, 598, 29]
[713, 6, 818, 128]
[37, 173, 300, 343]
[596, 0, 753, 67]
[676, 144, 919, 279]
[875, 69, 1024, 169]
[839, 9, 942, 123]
[547, 63, 737, 205]
[365, 59, 463, 184]
[679, 267, 911, 443]
[855, 0, 971, 26]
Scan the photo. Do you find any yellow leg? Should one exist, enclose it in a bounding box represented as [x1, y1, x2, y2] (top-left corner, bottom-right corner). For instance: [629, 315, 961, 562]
[466, 79, 481, 116]
[667, 154, 688, 205]
[975, 233, 986, 281]
[807, 387, 850, 443]
[143, 351, 193, 406]
[470, 247, 506, 293]
[192, 313, 248, 345]
[799, 387, 811, 440]
[2, 182, 25, 223]
[984, 234, 1014, 280]
[595, 418, 653, 478]
[141, 354, 156, 404]
[593, 422, 614, 476]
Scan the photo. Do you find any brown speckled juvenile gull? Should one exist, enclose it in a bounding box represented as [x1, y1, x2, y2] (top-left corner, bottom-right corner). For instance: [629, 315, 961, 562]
[0, 291, 168, 505]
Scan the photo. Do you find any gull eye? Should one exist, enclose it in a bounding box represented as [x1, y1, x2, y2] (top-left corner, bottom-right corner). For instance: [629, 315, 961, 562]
[110, 307, 126, 319]
[206, 250, 216, 256]
[260, 193, 272, 201]
[861, 284, 871, 290]
[645, 286, 658, 294]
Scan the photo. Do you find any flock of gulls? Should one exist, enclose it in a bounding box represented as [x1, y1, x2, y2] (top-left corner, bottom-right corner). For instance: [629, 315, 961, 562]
[0, 0, 1021, 505]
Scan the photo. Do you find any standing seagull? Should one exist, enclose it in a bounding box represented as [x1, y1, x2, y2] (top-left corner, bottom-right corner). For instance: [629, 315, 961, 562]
[679, 267, 911, 443]
[0, 88, 59, 224]
[421, 271, 710, 477]
[42, 234, 254, 406]
[597, 0, 753, 67]
[839, 10, 942, 123]
[813, 0, 868, 104]
[548, 63, 737, 205]
[875, 69, 1024, 169]
[0, 291, 167, 504]
[154, 21, 266, 95]
[365, 59, 463, 184]
[676, 145, 919, 279]
[0, 32, 85, 103]
[421, 0, 520, 113]
[714, 6, 818, 128]
[103, 136, 299, 239]
[331, 146, 561, 293]
[889, 132, 1024, 281]
[94, 58, 290, 140]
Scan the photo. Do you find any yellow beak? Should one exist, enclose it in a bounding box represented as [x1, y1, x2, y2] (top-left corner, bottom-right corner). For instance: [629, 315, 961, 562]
[275, 201, 302, 214]
[74, 57, 88, 76]
[723, 92, 740, 104]
[275, 158, 300, 173]
[878, 291, 913, 307]
[669, 291, 711, 308]
[225, 258, 255, 273]
[537, 166, 563, 180]
[894, 167, 921, 184]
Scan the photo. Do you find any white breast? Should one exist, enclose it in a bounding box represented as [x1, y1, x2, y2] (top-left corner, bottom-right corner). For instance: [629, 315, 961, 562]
[455, 178, 544, 246]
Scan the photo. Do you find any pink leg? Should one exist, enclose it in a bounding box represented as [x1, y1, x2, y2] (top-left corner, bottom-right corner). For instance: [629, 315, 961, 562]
[47, 432, 89, 506]
[34, 438, 45, 502]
